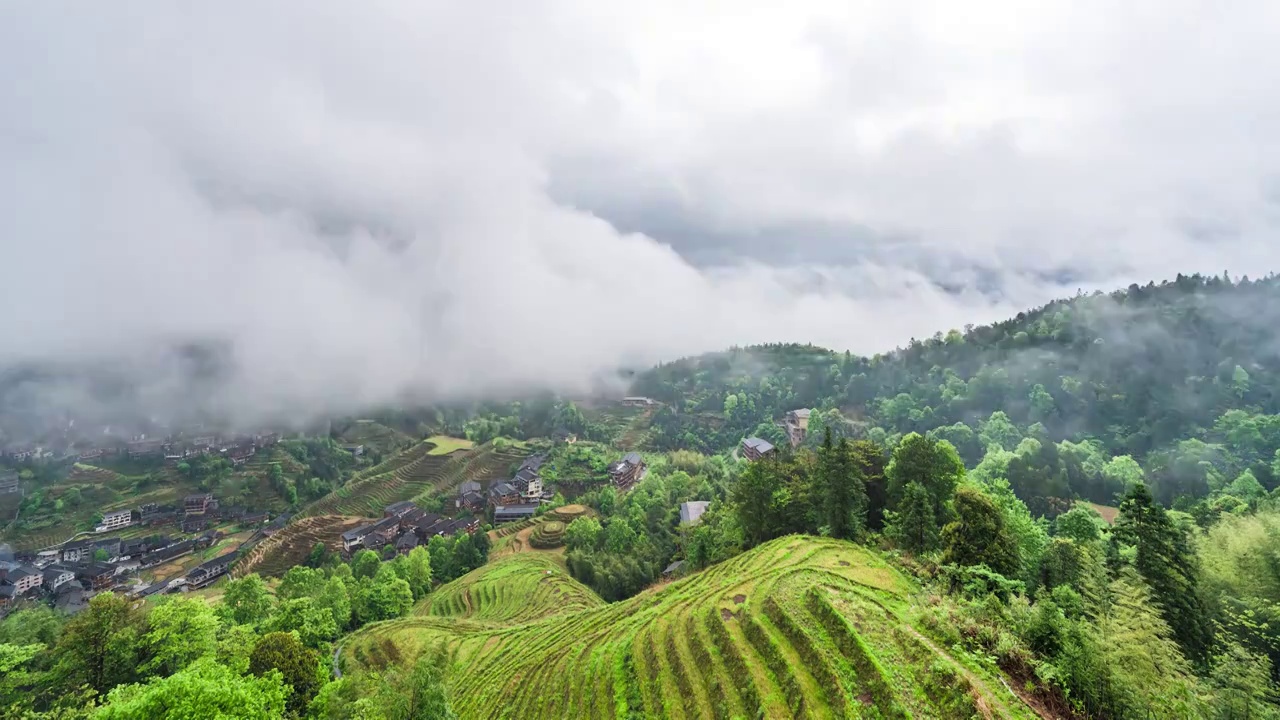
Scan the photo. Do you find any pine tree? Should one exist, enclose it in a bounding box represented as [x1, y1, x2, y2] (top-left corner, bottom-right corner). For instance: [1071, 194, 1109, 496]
[818, 429, 868, 540]
[889, 482, 939, 553]
[1112, 483, 1214, 665]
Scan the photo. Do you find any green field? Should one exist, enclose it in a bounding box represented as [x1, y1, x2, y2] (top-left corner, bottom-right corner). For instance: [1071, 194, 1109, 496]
[425, 435, 476, 455]
[344, 536, 1043, 719]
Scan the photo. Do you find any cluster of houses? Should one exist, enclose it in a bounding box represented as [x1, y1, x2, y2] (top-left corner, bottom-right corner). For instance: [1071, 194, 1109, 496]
[2, 430, 280, 466]
[479, 454, 555, 525]
[93, 493, 271, 536]
[0, 485, 286, 616]
[0, 529, 227, 614]
[341, 501, 480, 555]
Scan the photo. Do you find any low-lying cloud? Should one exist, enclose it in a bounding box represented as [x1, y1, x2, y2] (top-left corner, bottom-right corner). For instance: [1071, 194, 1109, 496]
[2, 1, 1279, 428]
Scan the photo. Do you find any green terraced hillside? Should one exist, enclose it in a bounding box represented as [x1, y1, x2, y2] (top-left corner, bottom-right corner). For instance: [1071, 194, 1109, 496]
[344, 536, 1045, 720]
[421, 553, 604, 625]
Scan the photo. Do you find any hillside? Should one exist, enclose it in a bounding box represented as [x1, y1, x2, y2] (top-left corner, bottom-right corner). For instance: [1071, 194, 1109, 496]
[344, 536, 1044, 720]
[420, 553, 604, 625]
[636, 275, 1280, 453]
[632, 274, 1280, 504]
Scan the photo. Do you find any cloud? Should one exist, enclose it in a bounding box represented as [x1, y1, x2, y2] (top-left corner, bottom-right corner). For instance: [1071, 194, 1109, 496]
[2, 1, 1278, 427]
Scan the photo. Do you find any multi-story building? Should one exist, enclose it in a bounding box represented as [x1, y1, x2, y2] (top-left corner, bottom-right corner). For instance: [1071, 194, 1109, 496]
[99, 509, 134, 532]
[608, 452, 646, 489]
[784, 408, 811, 448]
[740, 437, 777, 462]
[184, 494, 214, 516]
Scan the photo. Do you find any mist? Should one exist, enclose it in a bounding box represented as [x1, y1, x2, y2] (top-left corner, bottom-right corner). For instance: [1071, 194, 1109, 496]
[4, 2, 1280, 428]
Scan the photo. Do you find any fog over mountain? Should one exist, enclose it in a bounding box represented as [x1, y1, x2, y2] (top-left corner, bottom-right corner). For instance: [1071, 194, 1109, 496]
[3, 1, 1280, 426]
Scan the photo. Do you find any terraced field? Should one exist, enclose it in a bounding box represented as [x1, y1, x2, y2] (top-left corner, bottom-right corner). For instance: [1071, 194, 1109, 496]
[298, 440, 526, 519]
[344, 536, 1043, 720]
[233, 515, 368, 578]
[420, 553, 603, 625]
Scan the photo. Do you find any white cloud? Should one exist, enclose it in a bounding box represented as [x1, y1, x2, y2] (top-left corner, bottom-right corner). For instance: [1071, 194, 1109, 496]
[1, 1, 1278, 424]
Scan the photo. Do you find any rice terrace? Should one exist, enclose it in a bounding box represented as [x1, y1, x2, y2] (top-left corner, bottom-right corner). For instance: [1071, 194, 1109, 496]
[343, 536, 1046, 719]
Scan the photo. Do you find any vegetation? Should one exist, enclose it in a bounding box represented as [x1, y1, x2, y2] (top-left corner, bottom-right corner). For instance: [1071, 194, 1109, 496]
[9, 273, 1280, 717]
[344, 536, 1040, 720]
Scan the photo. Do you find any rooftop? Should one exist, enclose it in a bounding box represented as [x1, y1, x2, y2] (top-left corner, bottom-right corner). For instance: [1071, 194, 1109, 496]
[341, 525, 372, 541]
[679, 501, 711, 526]
[742, 437, 776, 454]
[493, 503, 540, 515]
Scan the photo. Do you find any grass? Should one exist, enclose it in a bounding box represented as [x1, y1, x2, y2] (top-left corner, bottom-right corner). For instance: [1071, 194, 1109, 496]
[344, 536, 1044, 720]
[425, 436, 475, 455]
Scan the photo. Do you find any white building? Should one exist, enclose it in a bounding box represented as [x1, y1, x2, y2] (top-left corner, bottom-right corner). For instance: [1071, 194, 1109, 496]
[98, 509, 134, 532]
[521, 476, 544, 501]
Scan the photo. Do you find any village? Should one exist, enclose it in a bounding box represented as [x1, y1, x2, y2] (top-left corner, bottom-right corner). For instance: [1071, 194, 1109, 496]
[0, 392, 817, 623]
[0, 398, 749, 618]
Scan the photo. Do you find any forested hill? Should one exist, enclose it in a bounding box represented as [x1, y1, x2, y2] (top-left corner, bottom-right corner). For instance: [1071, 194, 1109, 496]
[633, 273, 1280, 503]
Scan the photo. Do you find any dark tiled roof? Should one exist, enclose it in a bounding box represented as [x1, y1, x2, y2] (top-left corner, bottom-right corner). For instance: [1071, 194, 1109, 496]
[341, 525, 372, 541]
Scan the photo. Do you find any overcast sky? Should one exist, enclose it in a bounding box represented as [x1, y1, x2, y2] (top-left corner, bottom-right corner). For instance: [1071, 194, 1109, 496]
[3, 1, 1280, 423]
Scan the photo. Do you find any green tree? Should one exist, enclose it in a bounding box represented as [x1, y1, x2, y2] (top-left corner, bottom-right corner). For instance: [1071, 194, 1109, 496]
[940, 486, 1020, 576]
[94, 657, 287, 720]
[316, 576, 352, 631]
[351, 550, 382, 581]
[978, 411, 1022, 451]
[219, 574, 274, 627]
[1101, 455, 1145, 496]
[1112, 483, 1214, 664]
[563, 517, 602, 552]
[377, 651, 458, 720]
[0, 606, 65, 647]
[52, 592, 144, 695]
[249, 632, 322, 718]
[142, 596, 219, 677]
[1055, 504, 1106, 545]
[849, 440, 889, 530]
[818, 430, 867, 540]
[353, 565, 414, 625]
[732, 457, 787, 547]
[1038, 537, 1087, 593]
[886, 433, 964, 527]
[1225, 470, 1266, 500]
[886, 482, 939, 553]
[268, 599, 339, 650]
[278, 566, 324, 600]
[1028, 383, 1056, 422]
[401, 546, 433, 600]
[604, 519, 637, 554]
[1096, 570, 1204, 718]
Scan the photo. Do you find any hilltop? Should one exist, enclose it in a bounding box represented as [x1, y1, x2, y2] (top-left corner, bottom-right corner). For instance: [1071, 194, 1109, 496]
[343, 536, 1045, 720]
[633, 273, 1280, 461]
